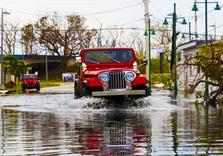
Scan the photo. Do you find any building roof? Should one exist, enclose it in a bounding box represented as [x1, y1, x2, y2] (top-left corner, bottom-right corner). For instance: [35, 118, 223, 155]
[177, 40, 205, 51]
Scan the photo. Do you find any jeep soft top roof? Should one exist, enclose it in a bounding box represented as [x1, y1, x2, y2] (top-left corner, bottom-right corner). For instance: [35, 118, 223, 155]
[81, 47, 135, 51]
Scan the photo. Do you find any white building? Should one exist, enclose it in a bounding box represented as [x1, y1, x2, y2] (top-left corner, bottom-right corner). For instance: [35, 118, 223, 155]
[177, 40, 206, 93]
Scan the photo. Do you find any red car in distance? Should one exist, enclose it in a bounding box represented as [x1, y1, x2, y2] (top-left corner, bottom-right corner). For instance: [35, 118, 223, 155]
[21, 74, 40, 92]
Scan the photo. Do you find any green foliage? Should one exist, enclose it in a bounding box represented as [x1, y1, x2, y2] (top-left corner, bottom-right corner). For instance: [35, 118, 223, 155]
[136, 50, 169, 74]
[21, 24, 35, 54]
[150, 56, 169, 73]
[185, 41, 223, 104]
[135, 50, 146, 74]
[73, 61, 81, 75]
[2, 55, 27, 77]
[135, 50, 171, 88]
[197, 42, 223, 84]
[152, 73, 171, 89]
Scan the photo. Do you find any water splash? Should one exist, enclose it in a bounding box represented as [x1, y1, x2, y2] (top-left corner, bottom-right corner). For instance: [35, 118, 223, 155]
[0, 90, 179, 114]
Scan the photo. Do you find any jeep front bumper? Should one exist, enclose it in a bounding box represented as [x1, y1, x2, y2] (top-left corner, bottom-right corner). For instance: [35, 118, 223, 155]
[92, 90, 145, 97]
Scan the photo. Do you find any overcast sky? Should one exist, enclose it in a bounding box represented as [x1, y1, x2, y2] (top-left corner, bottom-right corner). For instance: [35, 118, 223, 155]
[1, 0, 223, 37]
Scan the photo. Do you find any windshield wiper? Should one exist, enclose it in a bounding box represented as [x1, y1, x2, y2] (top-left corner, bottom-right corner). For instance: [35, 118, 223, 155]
[111, 58, 121, 63]
[86, 58, 100, 64]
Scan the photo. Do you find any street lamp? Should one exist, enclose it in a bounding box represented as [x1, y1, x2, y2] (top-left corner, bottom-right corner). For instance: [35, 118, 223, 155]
[163, 3, 187, 98]
[1, 8, 10, 55]
[144, 19, 156, 94]
[1, 8, 10, 85]
[181, 21, 200, 41]
[192, 0, 221, 98]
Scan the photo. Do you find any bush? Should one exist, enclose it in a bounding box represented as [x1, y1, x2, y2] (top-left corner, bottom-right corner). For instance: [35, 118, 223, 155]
[5, 81, 16, 89]
[152, 73, 171, 89]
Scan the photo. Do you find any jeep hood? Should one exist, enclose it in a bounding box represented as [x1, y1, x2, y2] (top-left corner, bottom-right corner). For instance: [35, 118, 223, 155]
[84, 66, 136, 76]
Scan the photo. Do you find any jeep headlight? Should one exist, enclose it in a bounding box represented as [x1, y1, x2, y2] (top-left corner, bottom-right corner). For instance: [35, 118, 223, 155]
[98, 73, 109, 82]
[125, 71, 136, 82]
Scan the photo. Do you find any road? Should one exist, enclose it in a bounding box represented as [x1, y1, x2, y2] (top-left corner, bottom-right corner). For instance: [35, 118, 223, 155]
[1, 87, 223, 155]
[40, 82, 74, 94]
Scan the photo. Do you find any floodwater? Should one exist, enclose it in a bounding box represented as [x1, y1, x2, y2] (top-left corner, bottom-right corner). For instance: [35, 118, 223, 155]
[1, 91, 223, 155]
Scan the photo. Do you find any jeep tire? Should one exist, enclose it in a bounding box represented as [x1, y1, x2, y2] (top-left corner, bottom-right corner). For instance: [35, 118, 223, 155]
[36, 86, 40, 91]
[22, 87, 25, 92]
[74, 80, 82, 98]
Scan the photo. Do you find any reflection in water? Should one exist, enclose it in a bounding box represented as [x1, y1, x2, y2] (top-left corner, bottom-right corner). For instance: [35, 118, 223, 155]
[0, 108, 152, 155]
[1, 94, 223, 155]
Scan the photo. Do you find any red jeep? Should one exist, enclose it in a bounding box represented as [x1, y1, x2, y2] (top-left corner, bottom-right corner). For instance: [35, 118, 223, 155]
[74, 48, 150, 99]
[21, 74, 40, 92]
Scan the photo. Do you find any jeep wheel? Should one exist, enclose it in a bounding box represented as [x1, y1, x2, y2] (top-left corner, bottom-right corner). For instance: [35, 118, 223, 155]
[133, 85, 151, 98]
[83, 87, 92, 97]
[74, 80, 82, 99]
[144, 85, 151, 96]
[36, 87, 40, 91]
[22, 87, 25, 92]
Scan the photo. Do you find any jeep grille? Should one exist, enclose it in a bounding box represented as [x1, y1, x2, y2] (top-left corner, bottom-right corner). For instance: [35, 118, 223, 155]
[109, 72, 127, 90]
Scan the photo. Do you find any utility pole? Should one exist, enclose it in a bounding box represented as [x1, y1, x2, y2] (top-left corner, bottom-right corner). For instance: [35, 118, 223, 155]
[1, 8, 3, 56]
[143, 0, 151, 93]
[171, 3, 177, 98]
[0, 9, 10, 85]
[1, 9, 4, 85]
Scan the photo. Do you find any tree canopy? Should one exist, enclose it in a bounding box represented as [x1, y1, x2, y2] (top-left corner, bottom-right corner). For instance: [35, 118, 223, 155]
[184, 41, 223, 104]
[2, 55, 27, 77]
[34, 15, 97, 57]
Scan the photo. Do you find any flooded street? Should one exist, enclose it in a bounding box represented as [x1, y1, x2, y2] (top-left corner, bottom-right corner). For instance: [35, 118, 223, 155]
[1, 90, 223, 155]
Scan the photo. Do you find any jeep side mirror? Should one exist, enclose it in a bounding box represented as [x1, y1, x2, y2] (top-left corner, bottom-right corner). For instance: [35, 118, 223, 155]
[142, 59, 148, 65]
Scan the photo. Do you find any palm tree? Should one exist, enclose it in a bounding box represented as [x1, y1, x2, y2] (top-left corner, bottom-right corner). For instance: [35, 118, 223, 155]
[2, 55, 27, 86]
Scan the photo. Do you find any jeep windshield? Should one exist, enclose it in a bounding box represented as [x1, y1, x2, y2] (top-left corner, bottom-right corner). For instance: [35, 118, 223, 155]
[23, 75, 38, 79]
[84, 50, 134, 64]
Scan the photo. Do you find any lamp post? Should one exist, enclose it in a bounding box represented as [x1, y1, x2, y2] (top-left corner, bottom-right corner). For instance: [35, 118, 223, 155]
[45, 51, 48, 84]
[189, 22, 192, 41]
[182, 21, 200, 41]
[1, 8, 10, 85]
[192, 0, 221, 98]
[144, 19, 156, 94]
[163, 3, 187, 98]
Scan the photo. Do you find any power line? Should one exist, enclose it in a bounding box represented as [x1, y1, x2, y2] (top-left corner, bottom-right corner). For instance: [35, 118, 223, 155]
[83, 2, 143, 16]
[4, 9, 47, 17]
[4, 2, 143, 17]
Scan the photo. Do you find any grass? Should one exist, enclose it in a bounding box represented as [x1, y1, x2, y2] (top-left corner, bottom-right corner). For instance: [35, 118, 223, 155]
[40, 80, 61, 88]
